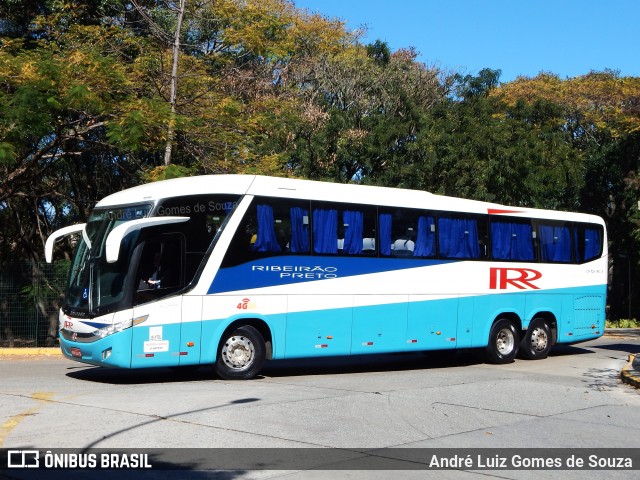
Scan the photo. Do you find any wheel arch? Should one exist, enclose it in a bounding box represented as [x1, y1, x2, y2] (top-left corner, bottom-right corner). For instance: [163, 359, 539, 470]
[474, 311, 523, 348]
[494, 312, 522, 332]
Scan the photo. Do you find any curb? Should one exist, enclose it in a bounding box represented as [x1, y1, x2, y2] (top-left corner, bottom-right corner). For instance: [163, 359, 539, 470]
[621, 353, 640, 389]
[0, 347, 61, 356]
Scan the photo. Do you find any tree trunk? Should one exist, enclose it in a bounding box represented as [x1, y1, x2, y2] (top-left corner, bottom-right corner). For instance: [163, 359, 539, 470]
[164, 0, 186, 167]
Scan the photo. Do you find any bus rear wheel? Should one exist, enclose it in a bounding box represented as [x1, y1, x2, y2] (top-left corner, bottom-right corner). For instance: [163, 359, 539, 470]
[215, 325, 266, 380]
[485, 318, 519, 364]
[519, 318, 552, 360]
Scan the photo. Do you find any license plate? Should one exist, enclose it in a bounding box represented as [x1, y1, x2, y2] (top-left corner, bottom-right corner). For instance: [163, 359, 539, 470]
[70, 348, 82, 358]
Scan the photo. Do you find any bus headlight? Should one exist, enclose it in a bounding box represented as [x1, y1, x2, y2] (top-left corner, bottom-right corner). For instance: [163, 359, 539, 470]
[91, 315, 148, 339]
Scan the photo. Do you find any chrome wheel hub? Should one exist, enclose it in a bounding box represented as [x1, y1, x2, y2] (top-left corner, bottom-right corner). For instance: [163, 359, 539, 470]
[221, 335, 255, 369]
[496, 328, 515, 354]
[529, 328, 548, 352]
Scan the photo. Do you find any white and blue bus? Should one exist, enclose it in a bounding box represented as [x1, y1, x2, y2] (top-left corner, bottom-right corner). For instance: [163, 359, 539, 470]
[46, 175, 607, 379]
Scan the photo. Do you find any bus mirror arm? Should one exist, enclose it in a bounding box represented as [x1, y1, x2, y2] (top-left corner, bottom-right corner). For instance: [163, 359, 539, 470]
[45, 224, 87, 263]
[105, 216, 190, 263]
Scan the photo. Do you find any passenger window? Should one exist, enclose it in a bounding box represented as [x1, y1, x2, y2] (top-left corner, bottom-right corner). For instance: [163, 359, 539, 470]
[312, 207, 338, 254]
[312, 202, 376, 255]
[573, 223, 603, 263]
[251, 200, 310, 253]
[491, 218, 535, 261]
[379, 208, 436, 258]
[438, 215, 485, 259]
[222, 197, 311, 267]
[537, 222, 572, 263]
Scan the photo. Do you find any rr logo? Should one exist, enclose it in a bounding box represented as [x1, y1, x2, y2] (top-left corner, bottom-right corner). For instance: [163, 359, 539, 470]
[490, 267, 541, 290]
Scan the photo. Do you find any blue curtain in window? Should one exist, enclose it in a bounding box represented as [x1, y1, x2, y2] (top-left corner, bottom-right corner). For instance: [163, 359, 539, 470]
[438, 217, 480, 259]
[414, 216, 435, 257]
[539, 225, 571, 262]
[491, 221, 534, 261]
[290, 207, 309, 253]
[313, 209, 338, 254]
[253, 204, 281, 252]
[379, 213, 392, 255]
[577, 227, 601, 262]
[343, 210, 363, 255]
[584, 228, 601, 261]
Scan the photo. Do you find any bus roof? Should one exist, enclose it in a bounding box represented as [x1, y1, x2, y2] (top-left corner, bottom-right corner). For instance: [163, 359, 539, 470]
[96, 174, 604, 225]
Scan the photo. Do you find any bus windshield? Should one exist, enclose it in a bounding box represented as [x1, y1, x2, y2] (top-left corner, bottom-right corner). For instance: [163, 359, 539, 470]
[65, 204, 151, 317]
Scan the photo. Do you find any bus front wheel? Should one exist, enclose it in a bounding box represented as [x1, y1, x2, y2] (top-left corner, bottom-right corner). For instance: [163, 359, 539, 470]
[485, 318, 519, 364]
[519, 318, 552, 360]
[215, 325, 266, 380]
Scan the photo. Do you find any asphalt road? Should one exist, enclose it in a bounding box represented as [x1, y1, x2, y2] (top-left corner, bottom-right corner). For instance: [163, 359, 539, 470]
[1, 334, 640, 479]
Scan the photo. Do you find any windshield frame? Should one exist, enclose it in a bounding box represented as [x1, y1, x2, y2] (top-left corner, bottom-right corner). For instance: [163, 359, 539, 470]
[64, 203, 152, 318]
[63, 194, 242, 318]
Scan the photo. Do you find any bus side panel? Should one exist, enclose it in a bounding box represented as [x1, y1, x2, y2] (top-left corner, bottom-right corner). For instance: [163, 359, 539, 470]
[351, 296, 408, 353]
[456, 297, 473, 348]
[285, 295, 352, 358]
[407, 296, 459, 350]
[550, 291, 605, 343]
[131, 297, 182, 368]
[521, 285, 607, 344]
[199, 299, 226, 364]
[179, 296, 203, 366]
[572, 293, 606, 340]
[469, 293, 526, 348]
[200, 295, 287, 364]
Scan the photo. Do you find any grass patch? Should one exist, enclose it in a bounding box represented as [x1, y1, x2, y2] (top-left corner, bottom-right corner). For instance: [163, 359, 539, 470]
[606, 318, 640, 328]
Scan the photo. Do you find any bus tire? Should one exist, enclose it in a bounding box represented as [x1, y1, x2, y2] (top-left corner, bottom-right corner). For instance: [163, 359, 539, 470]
[215, 325, 266, 380]
[519, 317, 552, 360]
[485, 318, 519, 364]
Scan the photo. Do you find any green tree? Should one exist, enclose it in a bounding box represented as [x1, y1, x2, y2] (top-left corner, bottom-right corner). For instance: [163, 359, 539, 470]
[269, 42, 448, 182]
[390, 69, 582, 209]
[495, 71, 640, 319]
[0, 3, 158, 261]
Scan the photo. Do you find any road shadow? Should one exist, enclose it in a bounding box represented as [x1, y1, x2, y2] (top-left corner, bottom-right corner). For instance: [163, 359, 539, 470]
[548, 344, 596, 357]
[66, 340, 629, 384]
[66, 365, 216, 385]
[592, 342, 640, 354]
[66, 350, 484, 384]
[260, 349, 482, 378]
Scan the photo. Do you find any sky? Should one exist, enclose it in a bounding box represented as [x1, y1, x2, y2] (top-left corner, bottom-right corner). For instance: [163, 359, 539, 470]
[293, 0, 640, 83]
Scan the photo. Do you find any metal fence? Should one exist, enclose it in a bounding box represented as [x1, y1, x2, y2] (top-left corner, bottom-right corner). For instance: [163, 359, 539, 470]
[0, 262, 69, 348]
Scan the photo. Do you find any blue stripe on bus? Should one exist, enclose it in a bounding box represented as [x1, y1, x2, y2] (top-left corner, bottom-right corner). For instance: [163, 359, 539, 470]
[208, 256, 454, 294]
[201, 284, 607, 359]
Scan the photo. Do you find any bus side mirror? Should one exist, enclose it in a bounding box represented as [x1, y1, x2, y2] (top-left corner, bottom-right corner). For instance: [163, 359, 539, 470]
[45, 224, 87, 263]
[105, 216, 190, 263]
